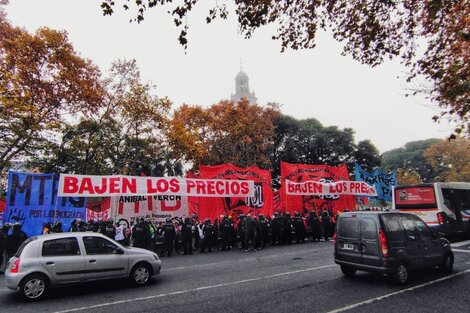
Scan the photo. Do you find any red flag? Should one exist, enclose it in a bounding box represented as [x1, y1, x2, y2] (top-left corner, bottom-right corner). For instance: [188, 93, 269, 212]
[280, 162, 355, 216]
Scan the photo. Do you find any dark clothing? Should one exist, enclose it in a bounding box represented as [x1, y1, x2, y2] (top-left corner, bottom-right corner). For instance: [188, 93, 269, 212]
[294, 216, 306, 243]
[322, 212, 332, 240]
[181, 222, 193, 255]
[219, 220, 232, 251]
[281, 216, 293, 245]
[202, 223, 214, 253]
[100, 223, 116, 239]
[132, 222, 150, 249]
[271, 216, 281, 245]
[243, 217, 257, 251]
[162, 223, 176, 256]
[309, 215, 321, 242]
[7, 230, 27, 258]
[258, 219, 268, 248]
[237, 218, 246, 249]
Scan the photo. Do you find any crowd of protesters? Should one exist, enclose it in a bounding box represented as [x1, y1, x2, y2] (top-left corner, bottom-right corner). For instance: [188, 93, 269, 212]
[67, 209, 339, 257]
[0, 209, 339, 272]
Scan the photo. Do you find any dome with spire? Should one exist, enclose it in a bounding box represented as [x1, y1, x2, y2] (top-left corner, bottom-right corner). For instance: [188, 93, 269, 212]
[231, 67, 257, 104]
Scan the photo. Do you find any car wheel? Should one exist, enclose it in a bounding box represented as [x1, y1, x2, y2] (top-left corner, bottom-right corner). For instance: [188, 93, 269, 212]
[341, 265, 356, 277]
[19, 274, 48, 301]
[130, 263, 151, 285]
[394, 262, 409, 285]
[439, 252, 454, 273]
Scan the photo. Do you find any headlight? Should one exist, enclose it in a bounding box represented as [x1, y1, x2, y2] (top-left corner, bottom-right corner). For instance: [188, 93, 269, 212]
[153, 253, 159, 261]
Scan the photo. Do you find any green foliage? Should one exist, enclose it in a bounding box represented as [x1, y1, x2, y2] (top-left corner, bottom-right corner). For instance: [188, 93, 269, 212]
[269, 114, 380, 188]
[381, 139, 440, 183]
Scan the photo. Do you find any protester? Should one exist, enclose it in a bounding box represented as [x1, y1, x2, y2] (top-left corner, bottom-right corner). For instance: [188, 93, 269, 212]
[7, 223, 28, 259]
[132, 217, 151, 249]
[181, 217, 193, 255]
[161, 217, 176, 257]
[0, 223, 12, 274]
[201, 218, 215, 253]
[51, 221, 63, 233]
[115, 221, 125, 245]
[243, 214, 257, 252]
[100, 218, 116, 239]
[271, 212, 281, 246]
[219, 215, 231, 251]
[294, 211, 306, 244]
[42, 222, 52, 235]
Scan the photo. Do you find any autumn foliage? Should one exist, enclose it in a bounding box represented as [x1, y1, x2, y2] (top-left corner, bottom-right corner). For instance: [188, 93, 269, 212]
[0, 14, 103, 172]
[101, 0, 470, 139]
[167, 100, 280, 170]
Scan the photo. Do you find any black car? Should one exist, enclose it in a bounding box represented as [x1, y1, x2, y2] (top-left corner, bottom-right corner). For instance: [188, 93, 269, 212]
[334, 211, 454, 284]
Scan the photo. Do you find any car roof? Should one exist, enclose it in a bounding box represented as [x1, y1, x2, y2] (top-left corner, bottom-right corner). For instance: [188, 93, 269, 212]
[339, 211, 413, 217]
[33, 232, 107, 242]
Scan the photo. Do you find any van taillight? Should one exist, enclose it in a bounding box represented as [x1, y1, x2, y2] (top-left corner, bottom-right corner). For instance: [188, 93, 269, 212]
[379, 229, 388, 257]
[333, 232, 337, 250]
[437, 213, 444, 224]
[10, 258, 20, 273]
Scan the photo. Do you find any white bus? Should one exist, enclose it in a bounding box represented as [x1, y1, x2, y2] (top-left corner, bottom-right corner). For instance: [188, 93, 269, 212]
[392, 182, 470, 234]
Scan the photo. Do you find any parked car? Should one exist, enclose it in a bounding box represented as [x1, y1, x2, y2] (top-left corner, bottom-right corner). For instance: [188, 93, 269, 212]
[5, 232, 161, 300]
[334, 211, 453, 284]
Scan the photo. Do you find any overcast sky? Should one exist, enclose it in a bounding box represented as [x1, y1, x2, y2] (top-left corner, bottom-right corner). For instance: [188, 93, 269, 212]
[4, 1, 455, 153]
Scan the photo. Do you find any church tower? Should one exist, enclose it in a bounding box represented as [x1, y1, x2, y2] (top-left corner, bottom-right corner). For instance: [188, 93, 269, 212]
[231, 65, 257, 104]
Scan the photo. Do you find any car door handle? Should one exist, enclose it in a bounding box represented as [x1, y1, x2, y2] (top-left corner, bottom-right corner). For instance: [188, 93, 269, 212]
[46, 261, 54, 265]
[89, 259, 97, 263]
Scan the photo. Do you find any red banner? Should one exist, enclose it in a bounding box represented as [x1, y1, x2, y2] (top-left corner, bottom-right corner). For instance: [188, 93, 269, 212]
[58, 174, 254, 197]
[0, 198, 5, 224]
[186, 171, 199, 217]
[86, 197, 112, 221]
[281, 162, 356, 216]
[198, 164, 274, 222]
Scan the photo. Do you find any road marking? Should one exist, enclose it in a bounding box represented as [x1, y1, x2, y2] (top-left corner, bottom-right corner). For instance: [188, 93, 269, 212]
[451, 240, 470, 247]
[452, 249, 470, 253]
[327, 269, 470, 313]
[53, 264, 336, 313]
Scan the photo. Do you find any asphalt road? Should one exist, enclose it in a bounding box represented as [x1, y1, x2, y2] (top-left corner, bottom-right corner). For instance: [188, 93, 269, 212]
[1, 239, 470, 313]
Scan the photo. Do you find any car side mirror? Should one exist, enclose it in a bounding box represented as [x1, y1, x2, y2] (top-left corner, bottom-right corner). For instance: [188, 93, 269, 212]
[114, 248, 124, 255]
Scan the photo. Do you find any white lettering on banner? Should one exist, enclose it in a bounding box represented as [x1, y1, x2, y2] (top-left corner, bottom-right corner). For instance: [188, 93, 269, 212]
[286, 180, 377, 196]
[58, 174, 255, 197]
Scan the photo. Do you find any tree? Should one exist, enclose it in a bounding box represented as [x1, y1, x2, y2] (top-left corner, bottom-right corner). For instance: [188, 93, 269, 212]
[31, 60, 173, 176]
[423, 137, 470, 182]
[0, 15, 103, 173]
[381, 139, 440, 183]
[269, 114, 377, 187]
[100, 0, 470, 138]
[167, 99, 279, 170]
[353, 140, 381, 172]
[396, 168, 422, 185]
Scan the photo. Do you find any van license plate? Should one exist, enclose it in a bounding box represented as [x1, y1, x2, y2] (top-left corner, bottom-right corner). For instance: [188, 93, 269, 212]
[343, 244, 354, 250]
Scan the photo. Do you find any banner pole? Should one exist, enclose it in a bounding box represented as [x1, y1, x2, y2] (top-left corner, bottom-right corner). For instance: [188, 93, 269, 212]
[53, 174, 60, 226]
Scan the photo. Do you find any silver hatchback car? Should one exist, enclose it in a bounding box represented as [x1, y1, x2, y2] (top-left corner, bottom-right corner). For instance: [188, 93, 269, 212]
[5, 232, 161, 300]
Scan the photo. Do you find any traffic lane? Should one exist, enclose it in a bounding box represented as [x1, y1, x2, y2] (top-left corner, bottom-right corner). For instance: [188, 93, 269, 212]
[49, 253, 470, 313]
[1, 241, 469, 313]
[0, 242, 335, 312]
[330, 268, 470, 313]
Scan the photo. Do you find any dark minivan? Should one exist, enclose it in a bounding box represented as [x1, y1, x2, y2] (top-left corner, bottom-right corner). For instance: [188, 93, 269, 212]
[334, 211, 454, 284]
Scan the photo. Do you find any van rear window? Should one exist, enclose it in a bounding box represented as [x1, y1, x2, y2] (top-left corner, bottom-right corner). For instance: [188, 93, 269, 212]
[338, 217, 359, 238]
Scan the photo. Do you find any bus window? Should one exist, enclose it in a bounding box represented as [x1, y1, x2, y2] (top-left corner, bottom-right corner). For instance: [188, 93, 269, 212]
[442, 188, 470, 221]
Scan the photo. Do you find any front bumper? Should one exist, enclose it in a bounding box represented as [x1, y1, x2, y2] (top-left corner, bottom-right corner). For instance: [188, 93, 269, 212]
[150, 260, 162, 276]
